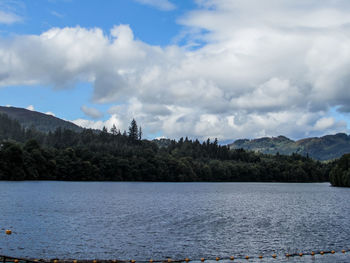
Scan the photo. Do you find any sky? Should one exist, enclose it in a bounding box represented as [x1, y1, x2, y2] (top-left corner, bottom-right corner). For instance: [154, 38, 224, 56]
[1, 0, 350, 141]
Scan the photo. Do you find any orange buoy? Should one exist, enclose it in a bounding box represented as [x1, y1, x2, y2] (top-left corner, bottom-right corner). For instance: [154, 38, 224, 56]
[342, 250, 346, 253]
[285, 253, 290, 257]
[299, 253, 303, 257]
[258, 255, 263, 259]
[245, 256, 249, 260]
[331, 250, 335, 254]
[149, 259, 153, 263]
[167, 259, 172, 263]
[215, 257, 220, 261]
[311, 251, 315, 256]
[230, 256, 234, 260]
[320, 251, 324, 255]
[272, 254, 276, 258]
[185, 258, 190, 262]
[5, 229, 12, 235]
[14, 259, 19, 263]
[54, 260, 58, 263]
[200, 258, 205, 262]
[73, 260, 78, 263]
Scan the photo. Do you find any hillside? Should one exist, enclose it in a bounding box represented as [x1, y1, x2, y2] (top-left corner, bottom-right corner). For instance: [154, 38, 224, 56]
[0, 106, 83, 133]
[229, 133, 350, 161]
[0, 114, 330, 182]
[0, 106, 348, 161]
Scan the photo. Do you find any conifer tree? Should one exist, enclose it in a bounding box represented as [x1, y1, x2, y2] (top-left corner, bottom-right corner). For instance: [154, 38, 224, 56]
[128, 119, 138, 141]
[110, 124, 117, 135]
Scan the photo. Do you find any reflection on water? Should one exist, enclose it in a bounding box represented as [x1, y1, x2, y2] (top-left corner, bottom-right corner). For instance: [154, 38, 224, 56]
[0, 182, 350, 263]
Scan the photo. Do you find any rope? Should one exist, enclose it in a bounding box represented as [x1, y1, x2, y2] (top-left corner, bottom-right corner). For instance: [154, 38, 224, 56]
[1, 249, 349, 263]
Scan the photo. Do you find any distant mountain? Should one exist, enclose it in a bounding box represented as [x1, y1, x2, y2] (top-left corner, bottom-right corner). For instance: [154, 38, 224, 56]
[229, 133, 350, 161]
[0, 106, 83, 133]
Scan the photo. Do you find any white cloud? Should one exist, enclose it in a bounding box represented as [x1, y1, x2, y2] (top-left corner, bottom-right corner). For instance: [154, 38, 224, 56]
[0, 10, 21, 24]
[81, 105, 103, 119]
[45, 111, 56, 116]
[314, 117, 335, 131]
[72, 114, 124, 131]
[51, 11, 64, 19]
[2, 1, 350, 140]
[72, 118, 105, 130]
[26, 105, 35, 111]
[134, 0, 176, 11]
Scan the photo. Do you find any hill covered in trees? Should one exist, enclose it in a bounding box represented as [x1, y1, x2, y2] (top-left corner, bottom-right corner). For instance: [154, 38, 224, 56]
[0, 112, 331, 182]
[229, 134, 350, 161]
[0, 106, 83, 133]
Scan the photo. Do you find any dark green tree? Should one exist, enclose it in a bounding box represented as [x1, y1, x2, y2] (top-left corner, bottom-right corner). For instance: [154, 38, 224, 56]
[110, 124, 118, 135]
[330, 153, 350, 187]
[128, 119, 138, 141]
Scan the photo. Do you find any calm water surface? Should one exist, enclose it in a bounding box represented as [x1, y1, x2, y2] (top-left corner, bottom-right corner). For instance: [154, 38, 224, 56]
[0, 182, 350, 263]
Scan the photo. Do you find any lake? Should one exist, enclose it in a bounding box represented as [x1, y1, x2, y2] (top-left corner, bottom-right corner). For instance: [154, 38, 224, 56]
[0, 182, 350, 263]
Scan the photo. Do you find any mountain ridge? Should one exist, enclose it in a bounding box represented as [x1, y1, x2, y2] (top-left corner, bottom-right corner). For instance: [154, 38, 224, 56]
[0, 106, 349, 161]
[0, 106, 83, 133]
[229, 133, 350, 160]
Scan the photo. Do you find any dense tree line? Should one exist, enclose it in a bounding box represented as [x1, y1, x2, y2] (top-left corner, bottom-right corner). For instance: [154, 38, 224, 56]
[0, 113, 332, 182]
[330, 154, 350, 187]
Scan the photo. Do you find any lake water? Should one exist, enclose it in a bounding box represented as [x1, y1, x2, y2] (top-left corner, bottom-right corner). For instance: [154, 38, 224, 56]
[0, 182, 350, 263]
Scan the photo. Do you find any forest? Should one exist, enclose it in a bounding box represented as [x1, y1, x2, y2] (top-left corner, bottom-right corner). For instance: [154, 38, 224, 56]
[0, 113, 335, 182]
[329, 153, 350, 187]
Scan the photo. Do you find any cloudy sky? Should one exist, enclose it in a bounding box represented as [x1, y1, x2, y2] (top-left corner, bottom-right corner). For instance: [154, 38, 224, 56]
[1, 0, 350, 141]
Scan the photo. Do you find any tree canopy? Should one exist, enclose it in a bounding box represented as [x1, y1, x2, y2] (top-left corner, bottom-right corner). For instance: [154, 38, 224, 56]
[0, 113, 333, 182]
[330, 154, 350, 187]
